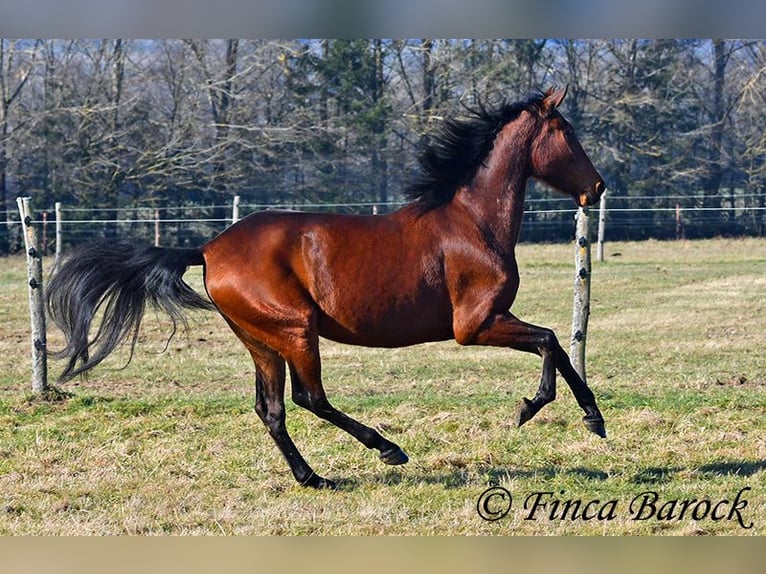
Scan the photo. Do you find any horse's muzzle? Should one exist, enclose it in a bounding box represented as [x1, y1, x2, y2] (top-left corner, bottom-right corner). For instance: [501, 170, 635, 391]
[578, 180, 606, 207]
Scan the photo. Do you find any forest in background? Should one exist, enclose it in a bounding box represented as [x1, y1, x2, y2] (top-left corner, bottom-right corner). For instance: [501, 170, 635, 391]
[2, 38, 766, 252]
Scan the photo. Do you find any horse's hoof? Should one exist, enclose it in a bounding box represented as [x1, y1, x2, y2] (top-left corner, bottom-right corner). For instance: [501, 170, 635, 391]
[301, 473, 338, 490]
[379, 445, 409, 465]
[583, 416, 607, 438]
[515, 397, 535, 427]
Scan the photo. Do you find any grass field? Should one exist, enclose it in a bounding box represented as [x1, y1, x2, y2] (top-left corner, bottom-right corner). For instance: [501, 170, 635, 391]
[0, 237, 764, 535]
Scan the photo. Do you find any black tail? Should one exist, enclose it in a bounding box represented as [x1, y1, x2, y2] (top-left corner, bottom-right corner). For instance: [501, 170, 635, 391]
[45, 241, 216, 383]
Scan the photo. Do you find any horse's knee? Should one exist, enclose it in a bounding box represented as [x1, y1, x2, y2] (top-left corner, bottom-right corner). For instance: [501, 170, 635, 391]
[536, 328, 558, 353]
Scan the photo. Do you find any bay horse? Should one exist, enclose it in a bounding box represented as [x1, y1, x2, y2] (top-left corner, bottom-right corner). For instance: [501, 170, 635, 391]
[46, 87, 606, 489]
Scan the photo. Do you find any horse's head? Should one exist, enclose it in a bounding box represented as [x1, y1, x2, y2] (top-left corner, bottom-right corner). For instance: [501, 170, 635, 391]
[529, 86, 605, 207]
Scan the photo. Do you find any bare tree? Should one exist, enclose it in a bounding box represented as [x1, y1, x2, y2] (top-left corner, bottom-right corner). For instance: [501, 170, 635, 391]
[183, 39, 240, 198]
[1, 39, 40, 253]
[2, 38, 765, 245]
[734, 42, 766, 233]
[703, 39, 727, 209]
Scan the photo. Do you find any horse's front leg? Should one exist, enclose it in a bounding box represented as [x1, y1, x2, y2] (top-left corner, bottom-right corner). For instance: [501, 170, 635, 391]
[457, 311, 605, 437]
[551, 344, 606, 437]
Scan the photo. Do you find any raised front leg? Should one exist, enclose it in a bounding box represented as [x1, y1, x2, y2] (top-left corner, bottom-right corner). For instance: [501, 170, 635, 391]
[460, 311, 605, 437]
[551, 344, 606, 437]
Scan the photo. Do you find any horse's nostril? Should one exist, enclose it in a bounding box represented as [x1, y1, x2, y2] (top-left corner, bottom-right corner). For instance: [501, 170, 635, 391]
[595, 180, 606, 195]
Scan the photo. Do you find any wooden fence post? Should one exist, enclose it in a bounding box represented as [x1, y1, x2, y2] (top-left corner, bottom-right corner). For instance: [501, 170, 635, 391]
[676, 203, 684, 239]
[16, 197, 49, 394]
[570, 206, 592, 380]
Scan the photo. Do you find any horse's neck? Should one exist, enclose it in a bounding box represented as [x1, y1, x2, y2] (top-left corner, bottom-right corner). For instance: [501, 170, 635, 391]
[457, 121, 535, 253]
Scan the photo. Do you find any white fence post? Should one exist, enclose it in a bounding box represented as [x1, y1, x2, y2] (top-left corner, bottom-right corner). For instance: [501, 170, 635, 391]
[154, 208, 161, 247]
[55, 201, 62, 263]
[570, 207, 592, 381]
[597, 194, 607, 262]
[232, 195, 240, 224]
[16, 197, 49, 394]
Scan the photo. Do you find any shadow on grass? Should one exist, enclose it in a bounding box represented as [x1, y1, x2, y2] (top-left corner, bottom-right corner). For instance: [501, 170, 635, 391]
[341, 464, 610, 491]
[339, 458, 766, 491]
[697, 460, 766, 477]
[631, 466, 681, 485]
[630, 459, 766, 485]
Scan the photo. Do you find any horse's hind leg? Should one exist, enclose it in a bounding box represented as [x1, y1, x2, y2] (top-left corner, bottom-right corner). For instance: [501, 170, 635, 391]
[286, 333, 408, 466]
[248, 345, 336, 489]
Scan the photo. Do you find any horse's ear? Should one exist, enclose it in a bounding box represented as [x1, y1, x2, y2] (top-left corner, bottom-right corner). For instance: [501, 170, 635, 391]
[540, 85, 568, 115]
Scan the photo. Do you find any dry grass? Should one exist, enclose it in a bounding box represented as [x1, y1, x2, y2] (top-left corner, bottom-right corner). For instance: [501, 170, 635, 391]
[1, 237, 764, 535]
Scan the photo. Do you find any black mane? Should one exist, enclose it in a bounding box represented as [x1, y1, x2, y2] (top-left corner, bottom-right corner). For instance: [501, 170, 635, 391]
[405, 91, 545, 209]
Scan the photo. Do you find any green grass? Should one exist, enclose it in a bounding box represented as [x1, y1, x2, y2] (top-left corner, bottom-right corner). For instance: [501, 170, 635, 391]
[1, 237, 764, 535]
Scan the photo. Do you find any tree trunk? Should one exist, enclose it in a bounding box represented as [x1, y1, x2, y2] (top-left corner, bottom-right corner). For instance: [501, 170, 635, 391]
[422, 39, 434, 117]
[704, 39, 726, 210]
[372, 39, 388, 211]
[1, 40, 11, 254]
[0, 39, 38, 254]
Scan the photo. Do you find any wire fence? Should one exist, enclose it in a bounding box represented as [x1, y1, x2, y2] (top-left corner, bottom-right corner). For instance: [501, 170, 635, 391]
[9, 194, 765, 395]
[3, 193, 766, 256]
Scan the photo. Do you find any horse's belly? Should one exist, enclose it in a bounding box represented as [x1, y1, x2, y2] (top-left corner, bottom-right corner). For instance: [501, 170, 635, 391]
[316, 296, 454, 347]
